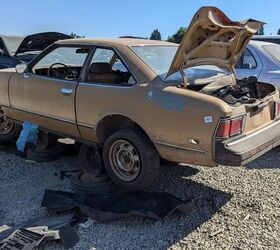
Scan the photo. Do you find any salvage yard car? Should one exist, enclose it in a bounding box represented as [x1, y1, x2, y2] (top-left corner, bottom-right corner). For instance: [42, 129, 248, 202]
[0, 32, 71, 69]
[1, 7, 280, 191]
[235, 40, 280, 86]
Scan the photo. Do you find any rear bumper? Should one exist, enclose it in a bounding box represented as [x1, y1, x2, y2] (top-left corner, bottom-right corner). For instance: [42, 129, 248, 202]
[215, 120, 280, 166]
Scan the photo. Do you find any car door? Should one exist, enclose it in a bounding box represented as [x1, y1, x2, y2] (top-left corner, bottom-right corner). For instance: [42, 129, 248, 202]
[76, 46, 137, 141]
[9, 44, 91, 137]
[235, 46, 263, 80]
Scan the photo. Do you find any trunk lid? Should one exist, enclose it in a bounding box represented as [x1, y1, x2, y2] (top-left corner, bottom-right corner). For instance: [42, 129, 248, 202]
[166, 6, 264, 78]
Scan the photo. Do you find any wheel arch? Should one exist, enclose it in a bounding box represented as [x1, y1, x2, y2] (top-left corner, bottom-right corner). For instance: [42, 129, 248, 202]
[95, 114, 154, 146]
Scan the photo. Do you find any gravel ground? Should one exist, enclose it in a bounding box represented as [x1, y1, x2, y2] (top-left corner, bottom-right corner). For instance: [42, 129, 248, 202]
[0, 143, 279, 250]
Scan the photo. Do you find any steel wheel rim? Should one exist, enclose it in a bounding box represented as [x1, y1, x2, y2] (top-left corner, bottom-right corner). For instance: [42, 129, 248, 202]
[0, 113, 13, 135]
[109, 139, 141, 182]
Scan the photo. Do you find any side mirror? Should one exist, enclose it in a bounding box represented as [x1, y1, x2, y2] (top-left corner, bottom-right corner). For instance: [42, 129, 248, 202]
[0, 49, 4, 56]
[15, 63, 27, 73]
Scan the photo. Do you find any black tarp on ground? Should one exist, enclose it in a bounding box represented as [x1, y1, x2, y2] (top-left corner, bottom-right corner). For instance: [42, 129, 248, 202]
[41, 189, 195, 222]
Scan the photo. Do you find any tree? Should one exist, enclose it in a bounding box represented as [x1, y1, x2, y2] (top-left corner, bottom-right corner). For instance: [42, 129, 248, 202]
[277, 29, 280, 35]
[167, 27, 186, 44]
[256, 25, 264, 35]
[69, 33, 85, 38]
[149, 29, 162, 40]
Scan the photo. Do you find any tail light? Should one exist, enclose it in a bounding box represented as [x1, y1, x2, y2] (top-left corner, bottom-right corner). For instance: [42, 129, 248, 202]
[215, 115, 245, 139]
[275, 100, 280, 118]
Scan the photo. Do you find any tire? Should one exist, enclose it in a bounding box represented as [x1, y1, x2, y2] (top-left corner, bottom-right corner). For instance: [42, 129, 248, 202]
[160, 158, 179, 167]
[79, 144, 104, 176]
[27, 146, 63, 162]
[37, 131, 58, 150]
[57, 142, 81, 156]
[103, 128, 160, 191]
[0, 111, 21, 143]
[70, 172, 119, 195]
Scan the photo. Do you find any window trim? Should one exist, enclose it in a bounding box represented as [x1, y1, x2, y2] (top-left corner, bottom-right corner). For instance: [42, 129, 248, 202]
[237, 48, 258, 70]
[81, 45, 138, 86]
[27, 43, 93, 83]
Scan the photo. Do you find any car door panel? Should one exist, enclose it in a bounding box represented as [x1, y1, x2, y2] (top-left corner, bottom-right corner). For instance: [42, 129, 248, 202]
[9, 72, 80, 137]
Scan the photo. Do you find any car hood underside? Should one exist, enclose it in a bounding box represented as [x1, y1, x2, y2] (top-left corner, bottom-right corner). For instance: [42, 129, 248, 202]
[167, 6, 264, 78]
[14, 32, 71, 56]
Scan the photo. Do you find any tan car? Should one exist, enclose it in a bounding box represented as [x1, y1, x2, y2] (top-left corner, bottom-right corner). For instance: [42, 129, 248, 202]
[0, 7, 280, 191]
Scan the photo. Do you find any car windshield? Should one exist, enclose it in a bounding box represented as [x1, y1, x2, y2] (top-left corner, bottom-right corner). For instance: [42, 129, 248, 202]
[262, 44, 280, 63]
[131, 45, 228, 83]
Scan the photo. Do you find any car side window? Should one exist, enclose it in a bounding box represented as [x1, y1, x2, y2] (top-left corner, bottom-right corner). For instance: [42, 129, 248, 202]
[85, 48, 136, 85]
[31, 46, 90, 81]
[236, 49, 257, 69]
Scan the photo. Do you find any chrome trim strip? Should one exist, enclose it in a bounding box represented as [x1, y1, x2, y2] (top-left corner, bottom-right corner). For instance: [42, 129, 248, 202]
[77, 122, 96, 130]
[28, 73, 79, 84]
[155, 141, 207, 154]
[226, 119, 280, 147]
[78, 82, 135, 88]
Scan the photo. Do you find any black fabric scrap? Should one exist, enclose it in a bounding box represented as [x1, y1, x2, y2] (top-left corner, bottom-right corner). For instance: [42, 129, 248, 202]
[58, 224, 80, 249]
[41, 189, 195, 221]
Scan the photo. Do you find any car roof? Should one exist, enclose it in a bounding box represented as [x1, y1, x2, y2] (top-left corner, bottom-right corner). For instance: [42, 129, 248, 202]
[55, 38, 177, 47]
[249, 40, 278, 47]
[252, 35, 280, 40]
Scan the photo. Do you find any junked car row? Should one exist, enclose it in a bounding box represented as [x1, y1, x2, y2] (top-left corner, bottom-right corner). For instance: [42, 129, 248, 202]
[0, 7, 280, 191]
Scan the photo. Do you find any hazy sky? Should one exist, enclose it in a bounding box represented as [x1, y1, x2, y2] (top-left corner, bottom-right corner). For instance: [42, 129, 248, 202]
[1, 0, 279, 38]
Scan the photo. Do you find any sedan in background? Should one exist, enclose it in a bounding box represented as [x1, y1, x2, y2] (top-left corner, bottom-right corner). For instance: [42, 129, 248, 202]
[252, 35, 280, 45]
[235, 40, 280, 87]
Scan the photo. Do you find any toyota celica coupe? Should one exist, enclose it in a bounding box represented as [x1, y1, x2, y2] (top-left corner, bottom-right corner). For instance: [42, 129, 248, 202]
[0, 7, 279, 190]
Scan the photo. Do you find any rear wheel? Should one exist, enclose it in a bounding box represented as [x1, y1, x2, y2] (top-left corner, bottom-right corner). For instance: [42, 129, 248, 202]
[103, 128, 160, 191]
[0, 111, 21, 143]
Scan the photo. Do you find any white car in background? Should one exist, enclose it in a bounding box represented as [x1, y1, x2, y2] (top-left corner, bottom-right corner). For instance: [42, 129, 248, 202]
[235, 40, 280, 87]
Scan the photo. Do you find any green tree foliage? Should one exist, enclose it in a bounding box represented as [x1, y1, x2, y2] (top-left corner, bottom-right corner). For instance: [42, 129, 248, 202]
[256, 25, 264, 35]
[69, 33, 85, 38]
[167, 27, 186, 44]
[149, 29, 162, 40]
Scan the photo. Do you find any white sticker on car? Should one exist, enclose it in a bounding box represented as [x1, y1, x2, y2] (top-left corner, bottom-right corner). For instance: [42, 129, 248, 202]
[204, 116, 213, 123]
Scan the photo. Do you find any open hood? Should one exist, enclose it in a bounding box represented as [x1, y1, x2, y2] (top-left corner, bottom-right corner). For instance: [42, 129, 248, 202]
[166, 7, 264, 78]
[14, 32, 71, 56]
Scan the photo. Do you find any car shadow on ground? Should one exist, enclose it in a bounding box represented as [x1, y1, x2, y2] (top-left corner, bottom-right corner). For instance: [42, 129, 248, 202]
[245, 147, 280, 169]
[145, 164, 232, 248]
[0, 141, 21, 155]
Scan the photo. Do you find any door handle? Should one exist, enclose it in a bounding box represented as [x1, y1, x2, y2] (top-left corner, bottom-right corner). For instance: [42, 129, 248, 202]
[60, 88, 73, 95]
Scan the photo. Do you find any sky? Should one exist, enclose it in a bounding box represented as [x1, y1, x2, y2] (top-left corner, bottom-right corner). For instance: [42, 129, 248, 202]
[1, 0, 280, 39]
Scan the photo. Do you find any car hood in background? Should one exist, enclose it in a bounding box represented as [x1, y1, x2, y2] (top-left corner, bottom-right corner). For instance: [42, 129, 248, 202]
[166, 6, 264, 77]
[14, 32, 71, 56]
